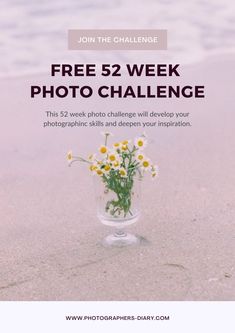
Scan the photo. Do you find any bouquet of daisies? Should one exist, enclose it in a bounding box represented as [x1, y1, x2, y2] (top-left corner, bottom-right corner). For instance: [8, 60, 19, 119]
[67, 133, 158, 217]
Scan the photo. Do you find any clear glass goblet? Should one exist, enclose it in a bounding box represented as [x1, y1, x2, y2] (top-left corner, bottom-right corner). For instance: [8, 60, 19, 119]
[93, 175, 142, 247]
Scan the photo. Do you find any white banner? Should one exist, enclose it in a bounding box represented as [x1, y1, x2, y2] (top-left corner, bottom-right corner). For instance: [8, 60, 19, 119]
[0, 302, 234, 333]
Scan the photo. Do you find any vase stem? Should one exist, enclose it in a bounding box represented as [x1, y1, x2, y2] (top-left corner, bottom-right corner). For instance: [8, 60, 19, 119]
[114, 229, 127, 238]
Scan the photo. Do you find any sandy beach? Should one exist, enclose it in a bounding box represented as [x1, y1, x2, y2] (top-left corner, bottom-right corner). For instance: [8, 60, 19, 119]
[0, 54, 235, 301]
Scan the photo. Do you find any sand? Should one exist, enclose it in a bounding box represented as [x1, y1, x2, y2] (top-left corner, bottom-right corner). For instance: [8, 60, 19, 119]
[0, 54, 235, 301]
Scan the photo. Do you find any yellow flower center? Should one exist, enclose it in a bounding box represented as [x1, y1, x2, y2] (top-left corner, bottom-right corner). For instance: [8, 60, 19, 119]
[122, 145, 128, 151]
[120, 169, 126, 176]
[143, 160, 149, 168]
[100, 146, 107, 154]
[96, 169, 103, 175]
[104, 165, 111, 171]
[137, 154, 144, 160]
[122, 140, 128, 145]
[137, 140, 143, 147]
[114, 143, 119, 147]
[109, 154, 116, 162]
[113, 161, 119, 167]
[67, 152, 72, 160]
[89, 165, 97, 171]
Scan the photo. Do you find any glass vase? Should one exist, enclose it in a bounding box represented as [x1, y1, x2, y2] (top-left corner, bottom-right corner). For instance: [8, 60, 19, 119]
[93, 174, 142, 247]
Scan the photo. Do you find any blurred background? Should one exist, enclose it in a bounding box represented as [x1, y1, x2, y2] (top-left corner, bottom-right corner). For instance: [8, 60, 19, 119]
[1, 0, 235, 77]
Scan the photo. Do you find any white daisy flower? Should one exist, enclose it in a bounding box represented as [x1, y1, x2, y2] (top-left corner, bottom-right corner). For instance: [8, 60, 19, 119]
[67, 150, 73, 165]
[112, 160, 121, 170]
[121, 139, 131, 145]
[141, 158, 151, 171]
[119, 167, 127, 178]
[121, 144, 128, 152]
[96, 166, 104, 176]
[136, 152, 145, 162]
[107, 150, 119, 163]
[103, 164, 111, 174]
[134, 136, 147, 149]
[89, 163, 98, 174]
[151, 164, 159, 179]
[113, 142, 121, 149]
[99, 145, 108, 154]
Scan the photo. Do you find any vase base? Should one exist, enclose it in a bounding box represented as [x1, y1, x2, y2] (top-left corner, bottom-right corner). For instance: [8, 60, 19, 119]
[102, 232, 139, 247]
